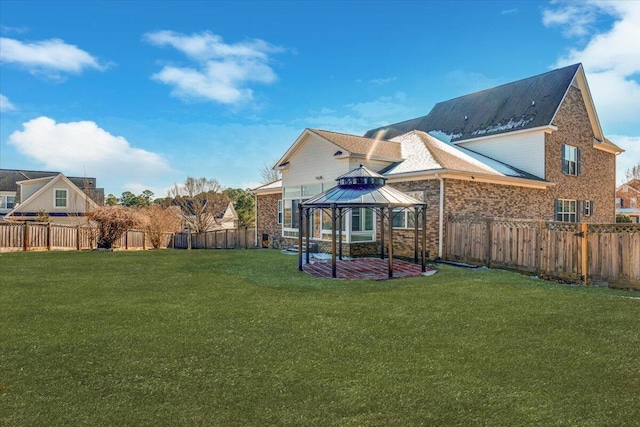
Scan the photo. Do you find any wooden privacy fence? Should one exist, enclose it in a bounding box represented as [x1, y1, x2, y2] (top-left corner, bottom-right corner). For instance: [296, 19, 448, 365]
[445, 216, 640, 289]
[0, 222, 257, 252]
[171, 228, 257, 250]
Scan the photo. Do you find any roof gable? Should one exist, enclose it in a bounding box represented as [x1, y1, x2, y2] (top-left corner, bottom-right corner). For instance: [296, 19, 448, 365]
[275, 128, 402, 169]
[7, 174, 98, 216]
[365, 64, 582, 142]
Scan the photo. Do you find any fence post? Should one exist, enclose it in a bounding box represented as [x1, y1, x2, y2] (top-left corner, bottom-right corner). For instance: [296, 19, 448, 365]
[23, 222, 29, 252]
[581, 222, 589, 285]
[225, 229, 228, 249]
[76, 225, 81, 250]
[47, 223, 52, 251]
[187, 226, 192, 250]
[537, 221, 545, 275]
[142, 231, 146, 250]
[485, 218, 493, 266]
[245, 227, 248, 249]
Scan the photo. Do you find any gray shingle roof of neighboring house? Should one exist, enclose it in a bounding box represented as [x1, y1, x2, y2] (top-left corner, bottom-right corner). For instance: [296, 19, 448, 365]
[0, 169, 104, 204]
[364, 63, 582, 142]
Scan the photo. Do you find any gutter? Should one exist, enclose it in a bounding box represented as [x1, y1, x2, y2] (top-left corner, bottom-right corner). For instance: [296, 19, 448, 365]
[435, 173, 444, 258]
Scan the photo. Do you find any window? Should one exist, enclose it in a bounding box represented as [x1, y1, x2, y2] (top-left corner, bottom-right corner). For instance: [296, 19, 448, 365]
[54, 189, 68, 208]
[555, 199, 578, 222]
[392, 191, 424, 229]
[277, 200, 283, 224]
[562, 144, 581, 176]
[583, 200, 593, 217]
[351, 208, 373, 232]
[0, 196, 15, 209]
[616, 198, 623, 208]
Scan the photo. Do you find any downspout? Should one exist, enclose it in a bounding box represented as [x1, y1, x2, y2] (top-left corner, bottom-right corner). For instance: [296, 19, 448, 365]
[435, 173, 444, 258]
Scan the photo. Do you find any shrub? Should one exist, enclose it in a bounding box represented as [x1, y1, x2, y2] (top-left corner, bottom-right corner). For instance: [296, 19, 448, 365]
[143, 205, 182, 249]
[86, 206, 146, 249]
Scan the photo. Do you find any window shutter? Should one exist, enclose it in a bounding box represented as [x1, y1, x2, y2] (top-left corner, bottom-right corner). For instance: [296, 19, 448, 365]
[576, 200, 581, 222]
[576, 148, 582, 176]
[554, 199, 559, 220]
[591, 200, 594, 215]
[561, 144, 567, 174]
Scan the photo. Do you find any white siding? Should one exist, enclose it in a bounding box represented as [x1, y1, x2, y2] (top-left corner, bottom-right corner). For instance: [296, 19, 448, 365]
[19, 181, 48, 202]
[282, 134, 351, 190]
[18, 181, 87, 213]
[458, 130, 546, 178]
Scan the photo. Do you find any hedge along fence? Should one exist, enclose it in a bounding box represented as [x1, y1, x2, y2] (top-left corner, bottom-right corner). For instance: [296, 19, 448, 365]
[445, 216, 640, 289]
[0, 222, 257, 252]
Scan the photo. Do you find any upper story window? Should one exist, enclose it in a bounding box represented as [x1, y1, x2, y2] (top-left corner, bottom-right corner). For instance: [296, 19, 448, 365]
[616, 198, 623, 208]
[54, 189, 68, 208]
[277, 200, 283, 225]
[0, 195, 16, 210]
[562, 144, 581, 176]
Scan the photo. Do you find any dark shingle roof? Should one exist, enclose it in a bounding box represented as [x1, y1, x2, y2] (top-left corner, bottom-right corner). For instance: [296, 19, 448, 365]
[364, 64, 581, 142]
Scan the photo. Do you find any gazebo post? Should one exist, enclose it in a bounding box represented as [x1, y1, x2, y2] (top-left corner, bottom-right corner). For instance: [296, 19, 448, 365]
[379, 207, 385, 260]
[331, 204, 337, 278]
[421, 206, 427, 272]
[388, 205, 393, 278]
[305, 208, 310, 265]
[338, 208, 343, 260]
[298, 204, 304, 271]
[414, 207, 419, 264]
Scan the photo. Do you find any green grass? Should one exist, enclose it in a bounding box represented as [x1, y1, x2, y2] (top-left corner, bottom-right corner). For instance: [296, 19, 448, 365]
[1, 249, 638, 426]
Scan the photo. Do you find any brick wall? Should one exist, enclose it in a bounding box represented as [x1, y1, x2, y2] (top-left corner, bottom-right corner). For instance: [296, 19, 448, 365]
[545, 85, 616, 222]
[255, 193, 282, 248]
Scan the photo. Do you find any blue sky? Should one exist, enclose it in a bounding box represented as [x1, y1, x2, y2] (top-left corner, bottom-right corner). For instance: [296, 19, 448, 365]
[1, 0, 638, 197]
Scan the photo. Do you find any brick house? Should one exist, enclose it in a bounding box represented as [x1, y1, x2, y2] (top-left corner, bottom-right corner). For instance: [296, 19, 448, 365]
[615, 179, 640, 223]
[253, 64, 622, 258]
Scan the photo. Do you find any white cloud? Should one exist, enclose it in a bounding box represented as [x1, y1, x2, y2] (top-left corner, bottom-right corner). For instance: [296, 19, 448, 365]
[8, 117, 170, 185]
[0, 37, 105, 78]
[542, 2, 600, 37]
[144, 30, 284, 105]
[501, 8, 519, 15]
[543, 1, 640, 131]
[610, 135, 640, 184]
[369, 77, 398, 85]
[0, 94, 16, 112]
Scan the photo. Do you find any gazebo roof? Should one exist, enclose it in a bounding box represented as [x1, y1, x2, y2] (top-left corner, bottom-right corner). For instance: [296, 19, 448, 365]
[302, 165, 425, 208]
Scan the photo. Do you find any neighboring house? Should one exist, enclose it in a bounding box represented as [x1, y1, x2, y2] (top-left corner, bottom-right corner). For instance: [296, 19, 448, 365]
[615, 179, 640, 223]
[218, 202, 239, 230]
[0, 169, 104, 224]
[253, 63, 623, 258]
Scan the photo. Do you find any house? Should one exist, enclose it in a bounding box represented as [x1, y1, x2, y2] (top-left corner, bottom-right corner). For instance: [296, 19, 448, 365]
[615, 179, 640, 223]
[253, 63, 623, 258]
[0, 169, 104, 224]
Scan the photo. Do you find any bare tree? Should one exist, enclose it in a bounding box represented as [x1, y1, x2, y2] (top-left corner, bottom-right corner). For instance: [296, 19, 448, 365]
[625, 161, 640, 182]
[168, 177, 230, 232]
[86, 206, 146, 249]
[260, 158, 281, 184]
[143, 205, 181, 249]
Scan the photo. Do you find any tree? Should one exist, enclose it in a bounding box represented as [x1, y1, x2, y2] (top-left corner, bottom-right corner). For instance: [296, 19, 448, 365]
[86, 206, 146, 249]
[120, 191, 139, 207]
[624, 161, 640, 182]
[168, 177, 230, 232]
[260, 158, 281, 184]
[142, 205, 181, 249]
[105, 194, 119, 206]
[224, 188, 255, 227]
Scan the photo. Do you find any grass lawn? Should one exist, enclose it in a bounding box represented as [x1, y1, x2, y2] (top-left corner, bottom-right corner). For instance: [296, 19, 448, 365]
[1, 249, 638, 426]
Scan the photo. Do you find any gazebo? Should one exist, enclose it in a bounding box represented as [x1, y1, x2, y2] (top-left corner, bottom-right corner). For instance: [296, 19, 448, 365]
[298, 165, 427, 278]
